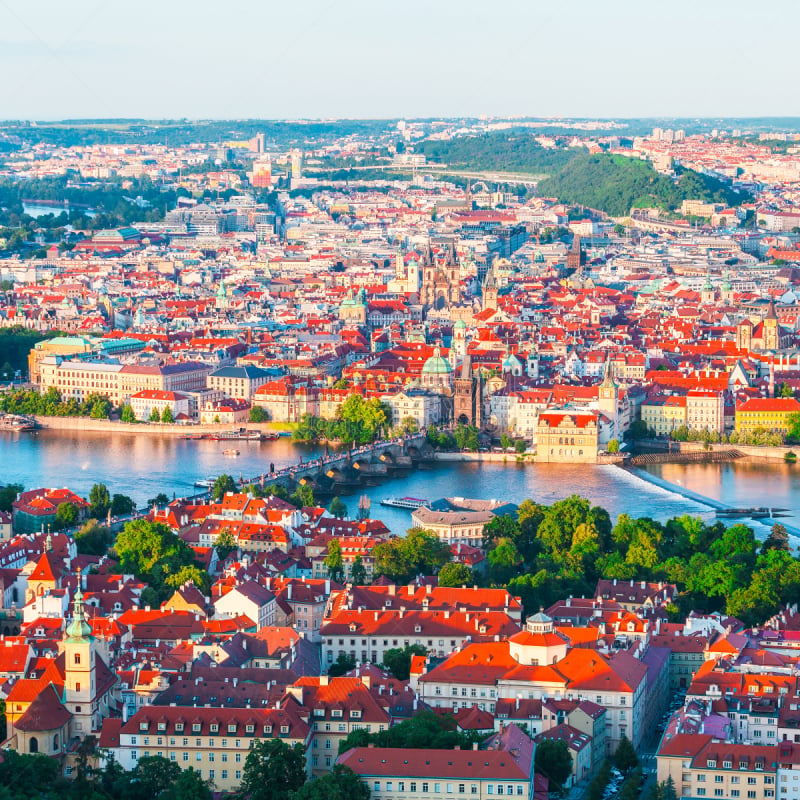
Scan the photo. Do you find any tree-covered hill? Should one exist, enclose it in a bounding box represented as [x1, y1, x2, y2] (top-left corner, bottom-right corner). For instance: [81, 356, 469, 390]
[418, 133, 749, 216]
[418, 133, 575, 174]
[537, 152, 748, 216]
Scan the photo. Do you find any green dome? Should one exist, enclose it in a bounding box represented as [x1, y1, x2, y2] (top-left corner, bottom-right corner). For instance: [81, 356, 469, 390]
[534, 250, 545, 263]
[454, 319, 467, 330]
[422, 347, 452, 375]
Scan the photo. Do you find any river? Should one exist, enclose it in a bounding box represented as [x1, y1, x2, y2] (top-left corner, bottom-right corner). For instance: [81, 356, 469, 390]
[5, 429, 796, 536]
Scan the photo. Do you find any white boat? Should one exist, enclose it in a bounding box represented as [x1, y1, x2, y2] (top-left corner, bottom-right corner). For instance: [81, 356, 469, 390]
[194, 477, 215, 489]
[380, 496, 428, 510]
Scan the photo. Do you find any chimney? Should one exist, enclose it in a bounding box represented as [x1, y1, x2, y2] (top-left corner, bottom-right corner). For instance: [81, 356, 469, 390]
[319, 674, 329, 686]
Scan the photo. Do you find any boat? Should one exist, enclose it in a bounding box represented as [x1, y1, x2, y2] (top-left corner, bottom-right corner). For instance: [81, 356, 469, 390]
[208, 428, 264, 441]
[223, 448, 240, 457]
[263, 432, 280, 440]
[194, 477, 215, 489]
[0, 414, 36, 432]
[380, 496, 428, 510]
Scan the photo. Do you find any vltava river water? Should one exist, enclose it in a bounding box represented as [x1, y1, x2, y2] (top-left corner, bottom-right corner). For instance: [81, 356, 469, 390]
[1, 430, 798, 536]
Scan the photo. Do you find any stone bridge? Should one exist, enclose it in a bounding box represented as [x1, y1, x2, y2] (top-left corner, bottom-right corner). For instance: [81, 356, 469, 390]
[233, 434, 434, 498]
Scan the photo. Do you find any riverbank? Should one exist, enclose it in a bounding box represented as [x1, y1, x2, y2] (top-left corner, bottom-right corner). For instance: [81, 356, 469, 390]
[32, 416, 295, 436]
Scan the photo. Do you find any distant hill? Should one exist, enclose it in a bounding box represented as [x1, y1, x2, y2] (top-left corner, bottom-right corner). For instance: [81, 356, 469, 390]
[418, 134, 574, 175]
[418, 133, 749, 216]
[537, 152, 749, 217]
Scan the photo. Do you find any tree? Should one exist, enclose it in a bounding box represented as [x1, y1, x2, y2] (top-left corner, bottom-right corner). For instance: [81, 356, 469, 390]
[534, 739, 572, 790]
[351, 554, 367, 585]
[249, 405, 269, 422]
[382, 644, 426, 681]
[500, 433, 513, 450]
[74, 519, 113, 556]
[239, 739, 307, 800]
[329, 496, 348, 518]
[328, 651, 356, 677]
[607, 438, 620, 453]
[120, 403, 136, 423]
[211, 473, 237, 501]
[215, 529, 237, 560]
[514, 438, 527, 454]
[373, 528, 451, 583]
[763, 523, 790, 553]
[127, 755, 182, 799]
[488, 537, 523, 584]
[291, 483, 315, 508]
[339, 709, 480, 754]
[0, 482, 22, 512]
[438, 561, 473, 587]
[289, 765, 369, 800]
[613, 734, 639, 773]
[148, 492, 170, 508]
[149, 407, 161, 422]
[55, 501, 78, 528]
[114, 518, 207, 600]
[89, 482, 111, 519]
[325, 539, 345, 583]
[161, 405, 174, 424]
[111, 493, 134, 516]
[167, 768, 212, 800]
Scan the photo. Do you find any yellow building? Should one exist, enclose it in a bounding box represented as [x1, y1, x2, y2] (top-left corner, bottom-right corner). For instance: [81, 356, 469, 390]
[735, 397, 800, 437]
[116, 706, 311, 792]
[657, 737, 777, 799]
[29, 336, 93, 384]
[536, 410, 599, 463]
[641, 396, 687, 436]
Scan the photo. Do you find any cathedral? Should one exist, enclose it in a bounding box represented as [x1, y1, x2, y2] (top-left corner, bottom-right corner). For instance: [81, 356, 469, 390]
[419, 241, 461, 311]
[736, 300, 789, 352]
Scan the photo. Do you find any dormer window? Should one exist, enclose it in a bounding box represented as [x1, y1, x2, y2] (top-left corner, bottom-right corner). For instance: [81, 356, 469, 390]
[351, 710, 361, 719]
[228, 723, 237, 733]
[263, 725, 273, 735]
[210, 723, 219, 733]
[157, 722, 167, 732]
[192, 723, 202, 733]
[139, 722, 149, 732]
[414, 625, 422, 633]
[175, 723, 184, 733]
[331, 709, 343, 718]
[280, 725, 289, 735]
[707, 759, 716, 768]
[246, 724, 255, 734]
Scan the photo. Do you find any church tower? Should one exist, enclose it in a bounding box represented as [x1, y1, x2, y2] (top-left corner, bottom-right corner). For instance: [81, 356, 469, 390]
[598, 358, 619, 439]
[450, 319, 467, 369]
[736, 318, 753, 352]
[483, 267, 498, 312]
[764, 299, 779, 351]
[63, 584, 97, 735]
[454, 354, 481, 427]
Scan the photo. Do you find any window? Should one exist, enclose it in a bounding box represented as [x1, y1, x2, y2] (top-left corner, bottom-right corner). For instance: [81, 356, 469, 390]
[411, 783, 417, 792]
[423, 783, 429, 793]
[182, 753, 188, 762]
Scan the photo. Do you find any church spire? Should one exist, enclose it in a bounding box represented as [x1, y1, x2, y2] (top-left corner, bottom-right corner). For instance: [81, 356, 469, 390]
[66, 577, 92, 643]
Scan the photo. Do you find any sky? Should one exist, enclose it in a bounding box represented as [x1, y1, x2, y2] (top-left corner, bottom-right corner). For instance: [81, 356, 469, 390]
[0, 0, 797, 120]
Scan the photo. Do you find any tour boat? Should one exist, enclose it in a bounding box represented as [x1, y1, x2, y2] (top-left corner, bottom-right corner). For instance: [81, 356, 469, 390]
[223, 448, 240, 457]
[194, 477, 215, 489]
[380, 496, 428, 510]
[0, 414, 35, 432]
